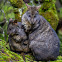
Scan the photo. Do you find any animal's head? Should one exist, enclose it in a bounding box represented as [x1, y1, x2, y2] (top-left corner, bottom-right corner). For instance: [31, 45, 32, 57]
[7, 19, 18, 35]
[25, 4, 41, 24]
[7, 19, 27, 40]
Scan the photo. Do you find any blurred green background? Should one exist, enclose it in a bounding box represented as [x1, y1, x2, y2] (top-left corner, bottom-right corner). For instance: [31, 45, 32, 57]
[0, 0, 62, 62]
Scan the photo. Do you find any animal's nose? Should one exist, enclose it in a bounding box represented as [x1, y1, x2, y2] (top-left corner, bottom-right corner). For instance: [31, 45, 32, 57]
[31, 19, 34, 24]
[24, 36, 27, 39]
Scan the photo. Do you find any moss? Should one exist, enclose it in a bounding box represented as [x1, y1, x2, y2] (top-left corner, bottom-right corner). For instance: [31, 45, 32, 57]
[0, 1, 15, 41]
[0, 39, 24, 62]
[39, 1, 59, 30]
[9, 0, 24, 8]
[9, 0, 59, 29]
[13, 8, 21, 21]
[0, 39, 37, 62]
[13, 5, 27, 21]
[9, 0, 27, 21]
[40, 11, 59, 30]
[58, 30, 62, 55]
[58, 8, 62, 18]
[0, 38, 62, 62]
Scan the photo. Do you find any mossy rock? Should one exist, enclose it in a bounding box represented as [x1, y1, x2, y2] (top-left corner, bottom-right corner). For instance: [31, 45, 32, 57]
[0, 40, 23, 62]
[58, 30, 62, 55]
[39, 1, 59, 30]
[8, 0, 25, 21]
[58, 8, 62, 19]
[9, 0, 24, 8]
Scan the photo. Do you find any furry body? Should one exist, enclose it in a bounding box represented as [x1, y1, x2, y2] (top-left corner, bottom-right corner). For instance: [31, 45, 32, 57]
[7, 19, 29, 52]
[22, 4, 60, 61]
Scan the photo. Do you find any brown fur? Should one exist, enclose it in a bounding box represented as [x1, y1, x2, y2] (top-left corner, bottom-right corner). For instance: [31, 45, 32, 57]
[7, 19, 30, 53]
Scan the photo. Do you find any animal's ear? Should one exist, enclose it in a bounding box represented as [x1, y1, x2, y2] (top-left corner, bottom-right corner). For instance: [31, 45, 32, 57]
[9, 18, 13, 23]
[13, 20, 17, 25]
[26, 3, 31, 9]
[36, 5, 41, 10]
[13, 20, 17, 23]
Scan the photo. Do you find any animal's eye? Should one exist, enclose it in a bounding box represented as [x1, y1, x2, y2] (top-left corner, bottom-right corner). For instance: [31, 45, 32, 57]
[34, 15, 36, 18]
[9, 28, 11, 30]
[28, 15, 31, 17]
